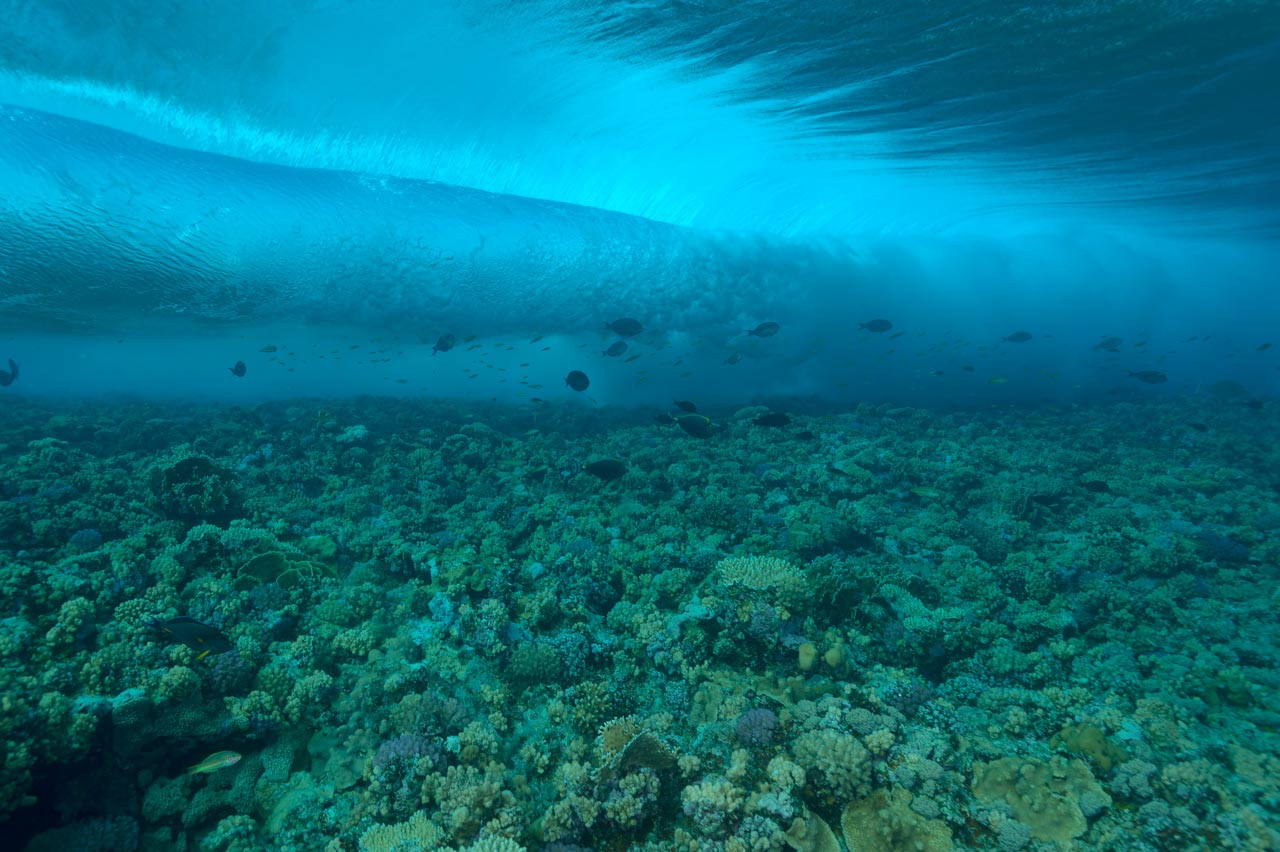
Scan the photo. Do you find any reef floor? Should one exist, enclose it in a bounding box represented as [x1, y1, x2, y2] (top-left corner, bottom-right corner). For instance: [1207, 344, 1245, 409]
[0, 395, 1276, 851]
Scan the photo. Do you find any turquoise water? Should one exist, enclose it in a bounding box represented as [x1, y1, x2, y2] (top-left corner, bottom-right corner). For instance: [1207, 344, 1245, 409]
[0, 2, 1277, 849]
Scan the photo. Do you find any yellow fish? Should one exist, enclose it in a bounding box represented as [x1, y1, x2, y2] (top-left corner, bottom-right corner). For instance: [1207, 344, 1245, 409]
[186, 750, 242, 775]
[988, 376, 1009, 384]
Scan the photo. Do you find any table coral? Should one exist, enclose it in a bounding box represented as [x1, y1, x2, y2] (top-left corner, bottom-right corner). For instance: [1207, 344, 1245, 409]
[971, 756, 1111, 847]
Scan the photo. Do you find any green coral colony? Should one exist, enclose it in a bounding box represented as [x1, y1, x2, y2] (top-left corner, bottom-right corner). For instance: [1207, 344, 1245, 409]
[0, 396, 1277, 850]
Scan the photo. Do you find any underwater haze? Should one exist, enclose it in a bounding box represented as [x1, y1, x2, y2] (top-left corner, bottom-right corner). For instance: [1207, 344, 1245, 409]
[1, 1, 1279, 851]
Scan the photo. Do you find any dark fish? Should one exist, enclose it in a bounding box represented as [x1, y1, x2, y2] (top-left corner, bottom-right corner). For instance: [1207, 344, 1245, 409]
[753, 412, 791, 427]
[1128, 370, 1167, 384]
[673, 400, 698, 413]
[624, 354, 642, 363]
[675, 414, 715, 438]
[962, 365, 975, 372]
[433, 334, 457, 355]
[228, 361, 246, 378]
[0, 358, 18, 387]
[859, 319, 892, 333]
[747, 322, 781, 337]
[606, 318, 643, 337]
[1258, 342, 1273, 351]
[1188, 422, 1208, 432]
[795, 430, 817, 441]
[1243, 400, 1264, 411]
[1002, 331, 1033, 343]
[584, 459, 627, 481]
[564, 370, 590, 391]
[1093, 337, 1123, 352]
[145, 616, 232, 660]
[258, 344, 279, 353]
[1082, 480, 1111, 494]
[603, 341, 628, 357]
[723, 353, 743, 365]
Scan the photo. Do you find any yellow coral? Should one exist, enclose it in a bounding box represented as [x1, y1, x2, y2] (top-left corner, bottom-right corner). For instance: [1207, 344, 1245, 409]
[792, 729, 871, 801]
[456, 838, 526, 852]
[971, 756, 1110, 846]
[716, 556, 811, 610]
[357, 810, 442, 852]
[841, 788, 953, 852]
[596, 716, 677, 777]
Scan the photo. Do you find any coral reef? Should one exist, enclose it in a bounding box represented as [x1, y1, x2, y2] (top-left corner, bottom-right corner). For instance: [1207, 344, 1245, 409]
[0, 396, 1277, 849]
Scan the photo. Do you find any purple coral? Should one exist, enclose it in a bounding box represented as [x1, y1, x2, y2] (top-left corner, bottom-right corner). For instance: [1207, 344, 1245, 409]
[373, 733, 444, 780]
[736, 708, 779, 748]
[67, 527, 104, 551]
[208, 650, 254, 695]
[372, 733, 444, 819]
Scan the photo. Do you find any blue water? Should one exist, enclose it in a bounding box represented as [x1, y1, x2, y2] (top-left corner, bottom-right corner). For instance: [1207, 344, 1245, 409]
[0, 0, 1277, 403]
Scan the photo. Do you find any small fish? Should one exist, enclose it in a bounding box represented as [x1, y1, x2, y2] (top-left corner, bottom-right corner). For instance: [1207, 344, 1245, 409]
[564, 370, 590, 391]
[987, 376, 1008, 384]
[433, 334, 457, 355]
[606, 318, 644, 337]
[1082, 480, 1111, 494]
[675, 414, 715, 438]
[753, 412, 791, 427]
[258, 344, 278, 353]
[146, 616, 232, 659]
[583, 459, 627, 481]
[228, 361, 246, 378]
[794, 430, 817, 441]
[723, 353, 743, 365]
[187, 750, 242, 775]
[910, 486, 941, 498]
[1188, 422, 1208, 432]
[1002, 331, 1033, 343]
[929, 370, 945, 377]
[859, 319, 892, 333]
[0, 358, 19, 387]
[673, 400, 698, 413]
[624, 354, 642, 363]
[1259, 342, 1273, 351]
[603, 341, 628, 357]
[746, 322, 781, 337]
[1128, 370, 1167, 384]
[889, 331, 905, 339]
[529, 335, 543, 344]
[1093, 337, 1123, 352]
[962, 365, 975, 372]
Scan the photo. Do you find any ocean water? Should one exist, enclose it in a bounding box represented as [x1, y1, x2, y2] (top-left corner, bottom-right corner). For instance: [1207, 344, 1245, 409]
[0, 1, 1277, 850]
